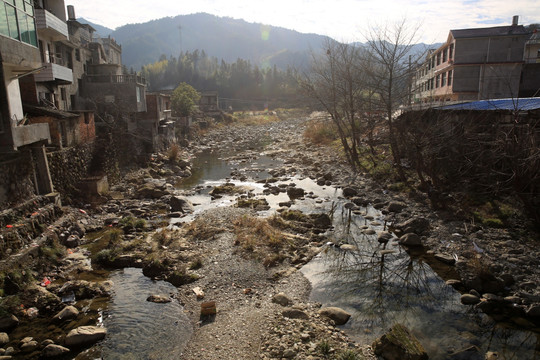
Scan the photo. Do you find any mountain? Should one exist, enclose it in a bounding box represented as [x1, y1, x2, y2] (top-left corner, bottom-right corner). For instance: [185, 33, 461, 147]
[104, 13, 331, 70]
[78, 17, 113, 38]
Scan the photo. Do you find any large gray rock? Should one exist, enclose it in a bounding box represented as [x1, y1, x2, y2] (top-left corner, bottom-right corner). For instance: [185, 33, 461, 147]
[318, 307, 351, 325]
[372, 323, 428, 360]
[282, 308, 309, 320]
[65, 326, 106, 347]
[0, 315, 18, 332]
[399, 233, 423, 247]
[286, 187, 305, 199]
[387, 201, 407, 213]
[53, 306, 79, 323]
[272, 293, 292, 306]
[42, 344, 70, 358]
[169, 196, 194, 213]
[395, 218, 430, 235]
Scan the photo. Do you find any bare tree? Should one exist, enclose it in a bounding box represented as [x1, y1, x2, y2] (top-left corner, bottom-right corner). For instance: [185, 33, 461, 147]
[362, 19, 424, 180]
[298, 39, 369, 172]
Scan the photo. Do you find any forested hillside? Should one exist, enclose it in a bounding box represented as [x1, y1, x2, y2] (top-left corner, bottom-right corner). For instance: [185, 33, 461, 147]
[97, 13, 329, 71]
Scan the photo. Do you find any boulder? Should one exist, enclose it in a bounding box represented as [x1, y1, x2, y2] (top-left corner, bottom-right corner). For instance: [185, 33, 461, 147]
[378, 231, 393, 244]
[0, 333, 8, 346]
[372, 323, 428, 360]
[318, 307, 351, 325]
[395, 218, 430, 235]
[53, 306, 79, 323]
[399, 233, 423, 247]
[65, 326, 106, 347]
[169, 196, 194, 213]
[42, 344, 70, 358]
[286, 187, 305, 199]
[65, 234, 80, 248]
[282, 308, 309, 320]
[387, 201, 407, 213]
[0, 315, 18, 332]
[272, 293, 292, 306]
[342, 187, 358, 198]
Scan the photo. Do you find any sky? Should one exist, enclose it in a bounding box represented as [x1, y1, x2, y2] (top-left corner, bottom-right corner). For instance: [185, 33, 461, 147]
[65, 0, 540, 43]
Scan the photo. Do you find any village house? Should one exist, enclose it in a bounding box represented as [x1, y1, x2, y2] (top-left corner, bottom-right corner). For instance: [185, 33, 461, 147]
[141, 92, 174, 152]
[413, 16, 531, 105]
[0, 0, 55, 202]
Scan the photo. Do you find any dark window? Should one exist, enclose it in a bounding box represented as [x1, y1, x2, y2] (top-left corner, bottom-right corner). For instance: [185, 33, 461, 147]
[442, 72, 446, 87]
[75, 48, 80, 61]
[448, 70, 453, 86]
[436, 53, 441, 66]
[449, 44, 454, 59]
[436, 74, 440, 88]
[443, 48, 447, 62]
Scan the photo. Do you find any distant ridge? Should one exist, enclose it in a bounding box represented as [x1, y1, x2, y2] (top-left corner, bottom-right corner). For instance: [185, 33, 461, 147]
[84, 13, 331, 70]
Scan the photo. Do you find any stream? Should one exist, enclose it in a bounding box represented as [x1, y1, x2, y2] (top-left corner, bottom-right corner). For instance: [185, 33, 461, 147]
[34, 134, 539, 359]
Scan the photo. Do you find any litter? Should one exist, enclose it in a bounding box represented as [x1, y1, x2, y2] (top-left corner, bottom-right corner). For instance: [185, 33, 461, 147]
[41, 277, 51, 287]
[79, 209, 87, 214]
[472, 241, 484, 254]
[61, 292, 76, 303]
[26, 307, 38, 319]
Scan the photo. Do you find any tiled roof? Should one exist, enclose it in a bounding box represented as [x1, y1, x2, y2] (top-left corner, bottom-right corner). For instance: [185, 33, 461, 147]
[437, 98, 540, 111]
[451, 25, 529, 39]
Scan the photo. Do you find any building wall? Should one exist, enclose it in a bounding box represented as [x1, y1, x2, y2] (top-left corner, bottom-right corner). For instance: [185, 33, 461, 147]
[4, 67, 24, 123]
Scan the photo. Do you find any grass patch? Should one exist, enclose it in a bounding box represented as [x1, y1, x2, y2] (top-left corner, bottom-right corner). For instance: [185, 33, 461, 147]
[470, 199, 516, 228]
[303, 120, 337, 145]
[232, 215, 288, 265]
[167, 143, 181, 162]
[234, 112, 281, 126]
[185, 218, 225, 240]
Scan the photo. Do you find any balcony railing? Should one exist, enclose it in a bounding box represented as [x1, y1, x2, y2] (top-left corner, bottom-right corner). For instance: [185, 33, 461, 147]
[85, 74, 146, 85]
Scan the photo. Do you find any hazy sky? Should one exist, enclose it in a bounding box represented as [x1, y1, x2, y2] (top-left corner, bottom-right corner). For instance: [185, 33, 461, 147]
[65, 0, 540, 43]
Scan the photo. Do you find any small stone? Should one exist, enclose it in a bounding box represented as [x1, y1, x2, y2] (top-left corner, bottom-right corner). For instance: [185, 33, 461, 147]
[318, 307, 351, 325]
[0, 333, 8, 346]
[201, 301, 217, 316]
[42, 344, 70, 358]
[146, 295, 172, 303]
[192, 287, 205, 299]
[65, 326, 107, 347]
[377, 231, 393, 244]
[461, 294, 481, 305]
[434, 253, 456, 265]
[20, 340, 39, 352]
[53, 306, 79, 323]
[399, 233, 423, 247]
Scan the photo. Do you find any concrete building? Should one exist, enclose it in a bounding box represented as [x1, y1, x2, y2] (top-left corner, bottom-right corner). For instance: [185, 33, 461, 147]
[413, 17, 531, 105]
[32, 0, 73, 111]
[0, 0, 54, 197]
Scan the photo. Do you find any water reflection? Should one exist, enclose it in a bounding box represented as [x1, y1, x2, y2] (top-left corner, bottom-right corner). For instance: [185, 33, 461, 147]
[302, 207, 540, 359]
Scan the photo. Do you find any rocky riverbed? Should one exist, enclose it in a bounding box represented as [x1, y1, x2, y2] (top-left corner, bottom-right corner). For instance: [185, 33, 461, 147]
[0, 111, 539, 359]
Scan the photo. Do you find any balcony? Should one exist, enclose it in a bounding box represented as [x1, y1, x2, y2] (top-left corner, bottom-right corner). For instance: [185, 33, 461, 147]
[85, 74, 146, 85]
[10, 123, 51, 150]
[35, 9, 69, 41]
[34, 62, 73, 84]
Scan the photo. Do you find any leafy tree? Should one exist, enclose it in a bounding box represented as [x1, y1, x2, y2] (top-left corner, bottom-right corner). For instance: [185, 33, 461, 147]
[171, 82, 200, 117]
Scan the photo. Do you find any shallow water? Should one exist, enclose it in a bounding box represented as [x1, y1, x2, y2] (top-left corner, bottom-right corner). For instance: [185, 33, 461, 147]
[301, 206, 540, 359]
[98, 268, 191, 360]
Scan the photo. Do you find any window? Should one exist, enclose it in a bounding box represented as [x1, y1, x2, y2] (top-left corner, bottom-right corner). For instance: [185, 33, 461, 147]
[436, 74, 440, 88]
[436, 53, 441, 66]
[75, 49, 80, 61]
[442, 72, 446, 87]
[449, 44, 454, 59]
[60, 88, 66, 101]
[443, 48, 447, 62]
[448, 70, 452, 86]
[0, 0, 37, 46]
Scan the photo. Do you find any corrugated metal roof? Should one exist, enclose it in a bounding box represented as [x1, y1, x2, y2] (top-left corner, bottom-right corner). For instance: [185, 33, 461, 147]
[437, 98, 540, 111]
[450, 25, 529, 39]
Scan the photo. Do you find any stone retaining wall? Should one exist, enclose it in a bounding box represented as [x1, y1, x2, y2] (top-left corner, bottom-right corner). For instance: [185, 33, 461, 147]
[0, 151, 35, 209]
[47, 143, 95, 204]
